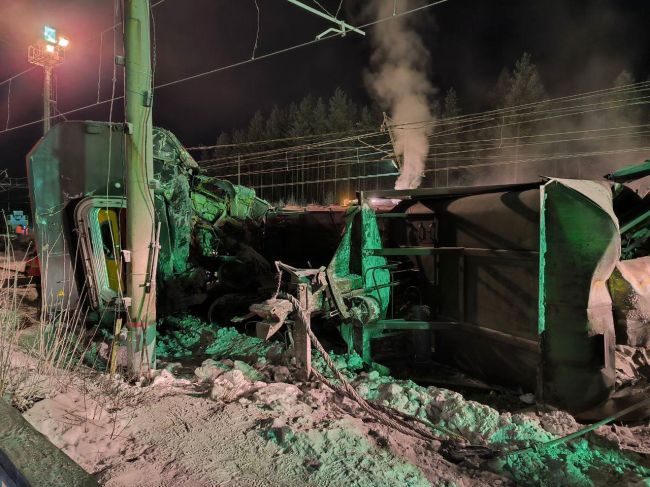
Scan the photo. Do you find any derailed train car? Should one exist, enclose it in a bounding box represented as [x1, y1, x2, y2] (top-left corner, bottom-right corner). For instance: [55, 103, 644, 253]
[359, 181, 625, 413]
[253, 168, 650, 415]
[26, 121, 271, 319]
[26, 119, 650, 415]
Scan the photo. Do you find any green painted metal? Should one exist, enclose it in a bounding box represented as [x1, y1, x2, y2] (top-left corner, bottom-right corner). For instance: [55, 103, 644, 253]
[27, 122, 127, 308]
[27, 120, 271, 318]
[539, 179, 619, 410]
[370, 247, 538, 259]
[369, 246, 456, 256]
[370, 319, 451, 330]
[360, 206, 391, 317]
[620, 208, 650, 234]
[326, 204, 390, 362]
[374, 213, 410, 218]
[606, 159, 650, 182]
[538, 189, 547, 335]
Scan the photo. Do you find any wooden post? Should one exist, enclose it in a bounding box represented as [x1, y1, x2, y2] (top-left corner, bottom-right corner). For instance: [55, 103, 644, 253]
[294, 283, 312, 380]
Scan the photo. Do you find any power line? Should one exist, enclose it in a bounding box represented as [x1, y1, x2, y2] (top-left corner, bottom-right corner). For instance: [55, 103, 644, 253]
[0, 0, 169, 135]
[211, 127, 650, 179]
[199, 81, 650, 161]
[0, 0, 447, 138]
[198, 92, 650, 170]
[0, 0, 641, 174]
[239, 146, 650, 191]
[0, 67, 37, 89]
[0, 0, 448, 138]
[153, 0, 450, 90]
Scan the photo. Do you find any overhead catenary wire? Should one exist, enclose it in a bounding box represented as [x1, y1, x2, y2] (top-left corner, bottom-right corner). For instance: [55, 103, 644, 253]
[189, 80, 650, 153]
[219, 140, 650, 186]
[151, 0, 451, 90]
[196, 85, 650, 170]
[4, 79, 10, 130]
[0, 0, 646, 151]
[198, 94, 650, 172]
[0, 67, 38, 90]
[0, 0, 169, 136]
[0, 0, 648, 203]
[96, 31, 104, 103]
[237, 146, 650, 191]
[0, 0, 448, 137]
[207, 125, 650, 177]
[0, 0, 643, 158]
[252, 0, 261, 59]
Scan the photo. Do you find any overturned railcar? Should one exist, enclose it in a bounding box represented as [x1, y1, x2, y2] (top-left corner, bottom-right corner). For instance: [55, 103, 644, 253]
[26, 119, 650, 414]
[353, 179, 632, 412]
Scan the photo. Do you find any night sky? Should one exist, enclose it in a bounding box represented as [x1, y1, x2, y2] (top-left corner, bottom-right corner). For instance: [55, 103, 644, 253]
[0, 0, 648, 202]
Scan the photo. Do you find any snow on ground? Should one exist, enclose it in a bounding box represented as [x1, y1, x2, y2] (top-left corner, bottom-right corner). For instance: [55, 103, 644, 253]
[10, 319, 650, 486]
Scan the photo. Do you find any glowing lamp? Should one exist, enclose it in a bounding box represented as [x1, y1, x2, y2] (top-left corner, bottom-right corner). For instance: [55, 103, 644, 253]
[43, 25, 57, 44]
[58, 37, 69, 48]
[45, 44, 55, 53]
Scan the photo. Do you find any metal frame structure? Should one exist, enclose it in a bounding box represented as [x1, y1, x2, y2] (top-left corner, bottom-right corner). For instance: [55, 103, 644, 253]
[285, 0, 365, 38]
[28, 42, 65, 134]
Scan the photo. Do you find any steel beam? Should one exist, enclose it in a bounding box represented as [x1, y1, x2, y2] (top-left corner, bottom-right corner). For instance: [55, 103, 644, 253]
[285, 0, 365, 37]
[369, 247, 538, 259]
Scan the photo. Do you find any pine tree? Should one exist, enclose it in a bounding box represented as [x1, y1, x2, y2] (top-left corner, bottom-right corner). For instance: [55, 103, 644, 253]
[611, 70, 640, 124]
[327, 87, 354, 132]
[312, 97, 329, 134]
[503, 53, 547, 108]
[486, 54, 548, 182]
[232, 129, 247, 146]
[265, 105, 287, 146]
[443, 87, 460, 119]
[492, 68, 513, 109]
[613, 69, 635, 89]
[211, 132, 231, 159]
[288, 95, 315, 138]
[246, 110, 266, 148]
[493, 53, 548, 144]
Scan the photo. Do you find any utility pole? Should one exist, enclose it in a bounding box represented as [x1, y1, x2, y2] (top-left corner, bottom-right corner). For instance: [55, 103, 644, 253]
[28, 26, 69, 135]
[124, 0, 157, 376]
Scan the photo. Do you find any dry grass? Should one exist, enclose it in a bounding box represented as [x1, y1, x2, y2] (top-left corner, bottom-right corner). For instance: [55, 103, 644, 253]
[0, 235, 95, 410]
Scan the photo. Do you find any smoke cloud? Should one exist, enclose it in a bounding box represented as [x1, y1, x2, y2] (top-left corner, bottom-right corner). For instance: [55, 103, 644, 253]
[364, 1, 435, 190]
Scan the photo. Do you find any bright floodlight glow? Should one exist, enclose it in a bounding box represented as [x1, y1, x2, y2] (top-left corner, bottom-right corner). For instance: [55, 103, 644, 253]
[58, 37, 69, 48]
[43, 26, 57, 44]
[45, 44, 56, 53]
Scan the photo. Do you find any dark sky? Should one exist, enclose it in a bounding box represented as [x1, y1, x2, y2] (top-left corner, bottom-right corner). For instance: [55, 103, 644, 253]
[0, 0, 648, 189]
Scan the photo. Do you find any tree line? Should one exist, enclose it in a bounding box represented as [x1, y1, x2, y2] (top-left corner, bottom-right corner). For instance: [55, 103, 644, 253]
[201, 53, 648, 204]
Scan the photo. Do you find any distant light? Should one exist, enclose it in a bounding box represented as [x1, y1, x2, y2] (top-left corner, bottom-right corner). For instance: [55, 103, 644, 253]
[45, 44, 55, 53]
[43, 25, 57, 44]
[57, 37, 69, 48]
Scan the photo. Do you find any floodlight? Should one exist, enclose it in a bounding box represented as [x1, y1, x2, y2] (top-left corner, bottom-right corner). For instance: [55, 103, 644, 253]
[43, 26, 57, 44]
[45, 44, 55, 53]
[58, 37, 69, 48]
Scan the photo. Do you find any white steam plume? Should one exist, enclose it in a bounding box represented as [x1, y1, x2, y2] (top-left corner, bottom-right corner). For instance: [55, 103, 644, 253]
[365, 1, 435, 190]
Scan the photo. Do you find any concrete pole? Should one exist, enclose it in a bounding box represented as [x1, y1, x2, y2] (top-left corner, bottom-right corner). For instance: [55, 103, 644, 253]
[43, 67, 52, 134]
[124, 0, 156, 376]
